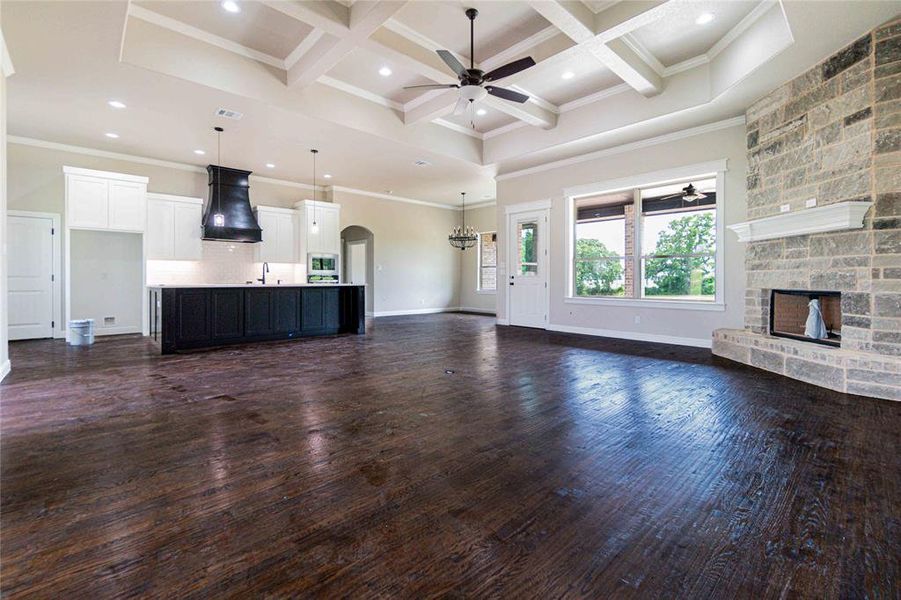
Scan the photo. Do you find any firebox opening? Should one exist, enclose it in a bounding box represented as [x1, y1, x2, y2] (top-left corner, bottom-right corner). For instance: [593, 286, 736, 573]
[769, 290, 841, 347]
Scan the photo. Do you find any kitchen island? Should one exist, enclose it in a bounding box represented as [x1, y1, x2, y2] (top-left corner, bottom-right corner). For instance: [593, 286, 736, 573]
[147, 284, 364, 354]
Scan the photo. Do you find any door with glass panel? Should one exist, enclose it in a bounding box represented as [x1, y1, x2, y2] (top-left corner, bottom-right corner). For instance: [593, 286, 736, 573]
[507, 209, 548, 328]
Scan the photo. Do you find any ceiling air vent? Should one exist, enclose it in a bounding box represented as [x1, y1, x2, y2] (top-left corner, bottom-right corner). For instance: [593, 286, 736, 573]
[216, 108, 244, 120]
[413, 159, 431, 167]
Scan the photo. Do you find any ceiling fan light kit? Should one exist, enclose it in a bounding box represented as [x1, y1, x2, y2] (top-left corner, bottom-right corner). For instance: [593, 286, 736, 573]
[403, 7, 536, 113]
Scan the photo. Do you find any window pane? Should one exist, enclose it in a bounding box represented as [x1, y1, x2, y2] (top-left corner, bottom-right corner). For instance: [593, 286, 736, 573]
[576, 258, 626, 296]
[480, 267, 497, 291]
[641, 256, 715, 300]
[576, 218, 626, 257]
[519, 222, 537, 264]
[642, 208, 716, 257]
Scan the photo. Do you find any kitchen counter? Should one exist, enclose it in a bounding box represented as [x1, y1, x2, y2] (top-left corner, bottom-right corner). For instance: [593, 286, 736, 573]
[147, 284, 365, 354]
[148, 283, 364, 288]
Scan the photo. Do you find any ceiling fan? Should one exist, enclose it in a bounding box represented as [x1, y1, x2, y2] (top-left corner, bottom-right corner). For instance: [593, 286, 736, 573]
[661, 183, 707, 202]
[402, 8, 537, 115]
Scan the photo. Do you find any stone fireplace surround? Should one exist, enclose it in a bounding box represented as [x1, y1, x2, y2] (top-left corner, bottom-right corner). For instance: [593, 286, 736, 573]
[713, 17, 901, 401]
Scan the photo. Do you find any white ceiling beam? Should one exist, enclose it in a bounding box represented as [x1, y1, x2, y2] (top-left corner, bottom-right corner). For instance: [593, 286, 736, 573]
[286, 1, 408, 88]
[404, 89, 460, 125]
[528, 0, 663, 97]
[285, 29, 325, 70]
[483, 95, 556, 129]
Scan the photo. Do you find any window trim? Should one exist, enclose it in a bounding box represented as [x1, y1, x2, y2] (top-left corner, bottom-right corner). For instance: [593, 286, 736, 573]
[564, 160, 727, 310]
[476, 230, 497, 294]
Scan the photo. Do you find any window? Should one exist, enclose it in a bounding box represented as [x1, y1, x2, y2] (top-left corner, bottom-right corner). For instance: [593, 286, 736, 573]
[574, 191, 633, 297]
[478, 231, 497, 292]
[570, 175, 719, 304]
[518, 222, 538, 275]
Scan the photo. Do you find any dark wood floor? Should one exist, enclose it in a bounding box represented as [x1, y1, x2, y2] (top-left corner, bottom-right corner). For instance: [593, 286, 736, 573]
[1, 314, 898, 598]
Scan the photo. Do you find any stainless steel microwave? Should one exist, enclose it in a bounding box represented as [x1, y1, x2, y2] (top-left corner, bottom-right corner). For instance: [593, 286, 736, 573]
[308, 253, 338, 275]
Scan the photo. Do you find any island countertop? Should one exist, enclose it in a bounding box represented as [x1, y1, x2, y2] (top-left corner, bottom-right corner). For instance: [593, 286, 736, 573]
[148, 283, 364, 288]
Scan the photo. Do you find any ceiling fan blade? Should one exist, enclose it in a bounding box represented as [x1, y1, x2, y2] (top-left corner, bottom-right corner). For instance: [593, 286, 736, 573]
[483, 56, 536, 82]
[453, 97, 470, 115]
[403, 84, 459, 90]
[437, 50, 467, 78]
[485, 86, 529, 103]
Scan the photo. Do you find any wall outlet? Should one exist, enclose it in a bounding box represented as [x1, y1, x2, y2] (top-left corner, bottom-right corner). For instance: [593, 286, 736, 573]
[634, 315, 641, 324]
[806, 198, 817, 208]
[780, 204, 791, 213]
[104, 316, 116, 326]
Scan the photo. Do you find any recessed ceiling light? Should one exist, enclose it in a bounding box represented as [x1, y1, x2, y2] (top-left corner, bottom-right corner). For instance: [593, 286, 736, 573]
[105, 132, 119, 139]
[194, 149, 205, 155]
[696, 12, 715, 25]
[378, 66, 392, 77]
[476, 108, 487, 116]
[266, 163, 275, 168]
[107, 100, 126, 109]
[323, 174, 332, 179]
[221, 0, 240, 13]
[561, 71, 575, 80]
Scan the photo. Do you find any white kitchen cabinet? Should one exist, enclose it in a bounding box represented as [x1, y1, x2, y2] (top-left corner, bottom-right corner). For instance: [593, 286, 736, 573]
[64, 167, 148, 232]
[254, 206, 296, 263]
[295, 200, 341, 256]
[146, 193, 203, 260]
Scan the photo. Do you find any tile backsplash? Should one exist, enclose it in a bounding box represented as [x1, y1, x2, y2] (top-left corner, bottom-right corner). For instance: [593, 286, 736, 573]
[147, 241, 303, 285]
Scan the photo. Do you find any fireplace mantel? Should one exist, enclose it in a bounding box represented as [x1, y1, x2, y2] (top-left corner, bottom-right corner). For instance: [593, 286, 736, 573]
[728, 201, 872, 242]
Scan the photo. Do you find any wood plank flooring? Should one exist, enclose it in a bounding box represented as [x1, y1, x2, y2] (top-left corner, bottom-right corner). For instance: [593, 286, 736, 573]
[1, 314, 898, 598]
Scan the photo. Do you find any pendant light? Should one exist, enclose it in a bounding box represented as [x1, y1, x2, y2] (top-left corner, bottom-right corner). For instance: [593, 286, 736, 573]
[448, 192, 477, 250]
[213, 127, 225, 227]
[310, 148, 319, 235]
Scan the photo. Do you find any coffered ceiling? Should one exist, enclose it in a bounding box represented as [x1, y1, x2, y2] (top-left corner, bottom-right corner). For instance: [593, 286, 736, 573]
[3, 1, 899, 206]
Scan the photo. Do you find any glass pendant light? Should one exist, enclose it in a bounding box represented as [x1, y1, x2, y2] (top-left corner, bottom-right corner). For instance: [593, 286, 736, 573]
[213, 126, 226, 227]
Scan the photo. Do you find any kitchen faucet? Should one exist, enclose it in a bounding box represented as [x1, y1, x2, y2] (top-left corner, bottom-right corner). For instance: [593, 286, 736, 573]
[258, 262, 269, 285]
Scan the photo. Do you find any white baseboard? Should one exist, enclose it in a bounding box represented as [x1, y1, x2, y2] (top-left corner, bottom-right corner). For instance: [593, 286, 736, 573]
[458, 306, 497, 315]
[0, 359, 10, 382]
[365, 311, 375, 317]
[373, 307, 460, 317]
[94, 326, 143, 337]
[496, 318, 509, 325]
[547, 323, 712, 348]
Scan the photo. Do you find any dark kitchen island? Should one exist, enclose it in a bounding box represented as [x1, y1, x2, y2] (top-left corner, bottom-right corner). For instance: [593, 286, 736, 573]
[147, 284, 365, 354]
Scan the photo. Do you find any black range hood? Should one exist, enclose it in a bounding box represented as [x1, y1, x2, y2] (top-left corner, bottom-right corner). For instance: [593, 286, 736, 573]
[202, 165, 262, 243]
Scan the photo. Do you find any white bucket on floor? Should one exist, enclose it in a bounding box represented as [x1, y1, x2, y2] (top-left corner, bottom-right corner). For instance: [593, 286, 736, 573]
[68, 319, 95, 346]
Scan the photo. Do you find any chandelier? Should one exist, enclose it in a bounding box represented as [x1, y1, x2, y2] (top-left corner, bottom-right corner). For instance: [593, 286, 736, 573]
[449, 192, 477, 250]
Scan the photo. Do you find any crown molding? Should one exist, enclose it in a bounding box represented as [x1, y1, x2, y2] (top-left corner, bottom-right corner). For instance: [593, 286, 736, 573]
[558, 83, 631, 113]
[433, 119, 484, 140]
[708, 0, 779, 61]
[483, 120, 529, 139]
[496, 116, 746, 181]
[8, 136, 463, 211]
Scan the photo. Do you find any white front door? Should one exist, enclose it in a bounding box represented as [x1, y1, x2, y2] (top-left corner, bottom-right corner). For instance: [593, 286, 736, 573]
[347, 241, 367, 285]
[508, 208, 548, 328]
[9, 215, 55, 340]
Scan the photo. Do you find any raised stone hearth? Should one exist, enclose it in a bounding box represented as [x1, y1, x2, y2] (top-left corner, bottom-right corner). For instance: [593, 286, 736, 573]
[714, 16, 901, 401]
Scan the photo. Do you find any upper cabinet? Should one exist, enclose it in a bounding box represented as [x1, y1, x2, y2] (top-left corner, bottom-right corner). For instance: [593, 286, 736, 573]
[254, 206, 296, 263]
[146, 193, 203, 261]
[64, 167, 148, 232]
[296, 200, 341, 257]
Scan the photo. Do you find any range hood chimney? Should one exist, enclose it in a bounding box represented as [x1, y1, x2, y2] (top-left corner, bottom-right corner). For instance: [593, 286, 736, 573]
[201, 165, 262, 243]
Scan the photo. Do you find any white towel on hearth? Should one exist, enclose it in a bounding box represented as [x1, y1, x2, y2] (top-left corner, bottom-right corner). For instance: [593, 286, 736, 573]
[805, 298, 828, 339]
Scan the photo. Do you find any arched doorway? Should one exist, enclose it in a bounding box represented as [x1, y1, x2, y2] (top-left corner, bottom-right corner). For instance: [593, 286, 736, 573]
[341, 225, 374, 316]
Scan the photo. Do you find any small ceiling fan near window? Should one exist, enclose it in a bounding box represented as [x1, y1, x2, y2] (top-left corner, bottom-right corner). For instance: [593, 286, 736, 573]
[402, 7, 537, 115]
[661, 183, 708, 202]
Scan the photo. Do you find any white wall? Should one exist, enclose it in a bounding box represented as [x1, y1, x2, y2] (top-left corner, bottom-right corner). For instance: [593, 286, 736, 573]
[0, 11, 10, 379]
[70, 230, 143, 335]
[496, 124, 748, 347]
[458, 204, 497, 314]
[332, 188, 461, 315]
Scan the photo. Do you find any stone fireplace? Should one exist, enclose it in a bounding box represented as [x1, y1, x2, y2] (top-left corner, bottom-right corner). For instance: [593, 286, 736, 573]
[713, 17, 901, 401]
[770, 290, 842, 346]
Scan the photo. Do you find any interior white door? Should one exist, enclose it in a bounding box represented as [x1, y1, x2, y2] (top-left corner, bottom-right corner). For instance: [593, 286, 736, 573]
[347, 241, 367, 284]
[9, 215, 54, 340]
[508, 209, 548, 328]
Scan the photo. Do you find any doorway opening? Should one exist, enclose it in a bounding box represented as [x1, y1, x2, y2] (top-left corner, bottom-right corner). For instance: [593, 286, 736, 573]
[341, 225, 374, 317]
